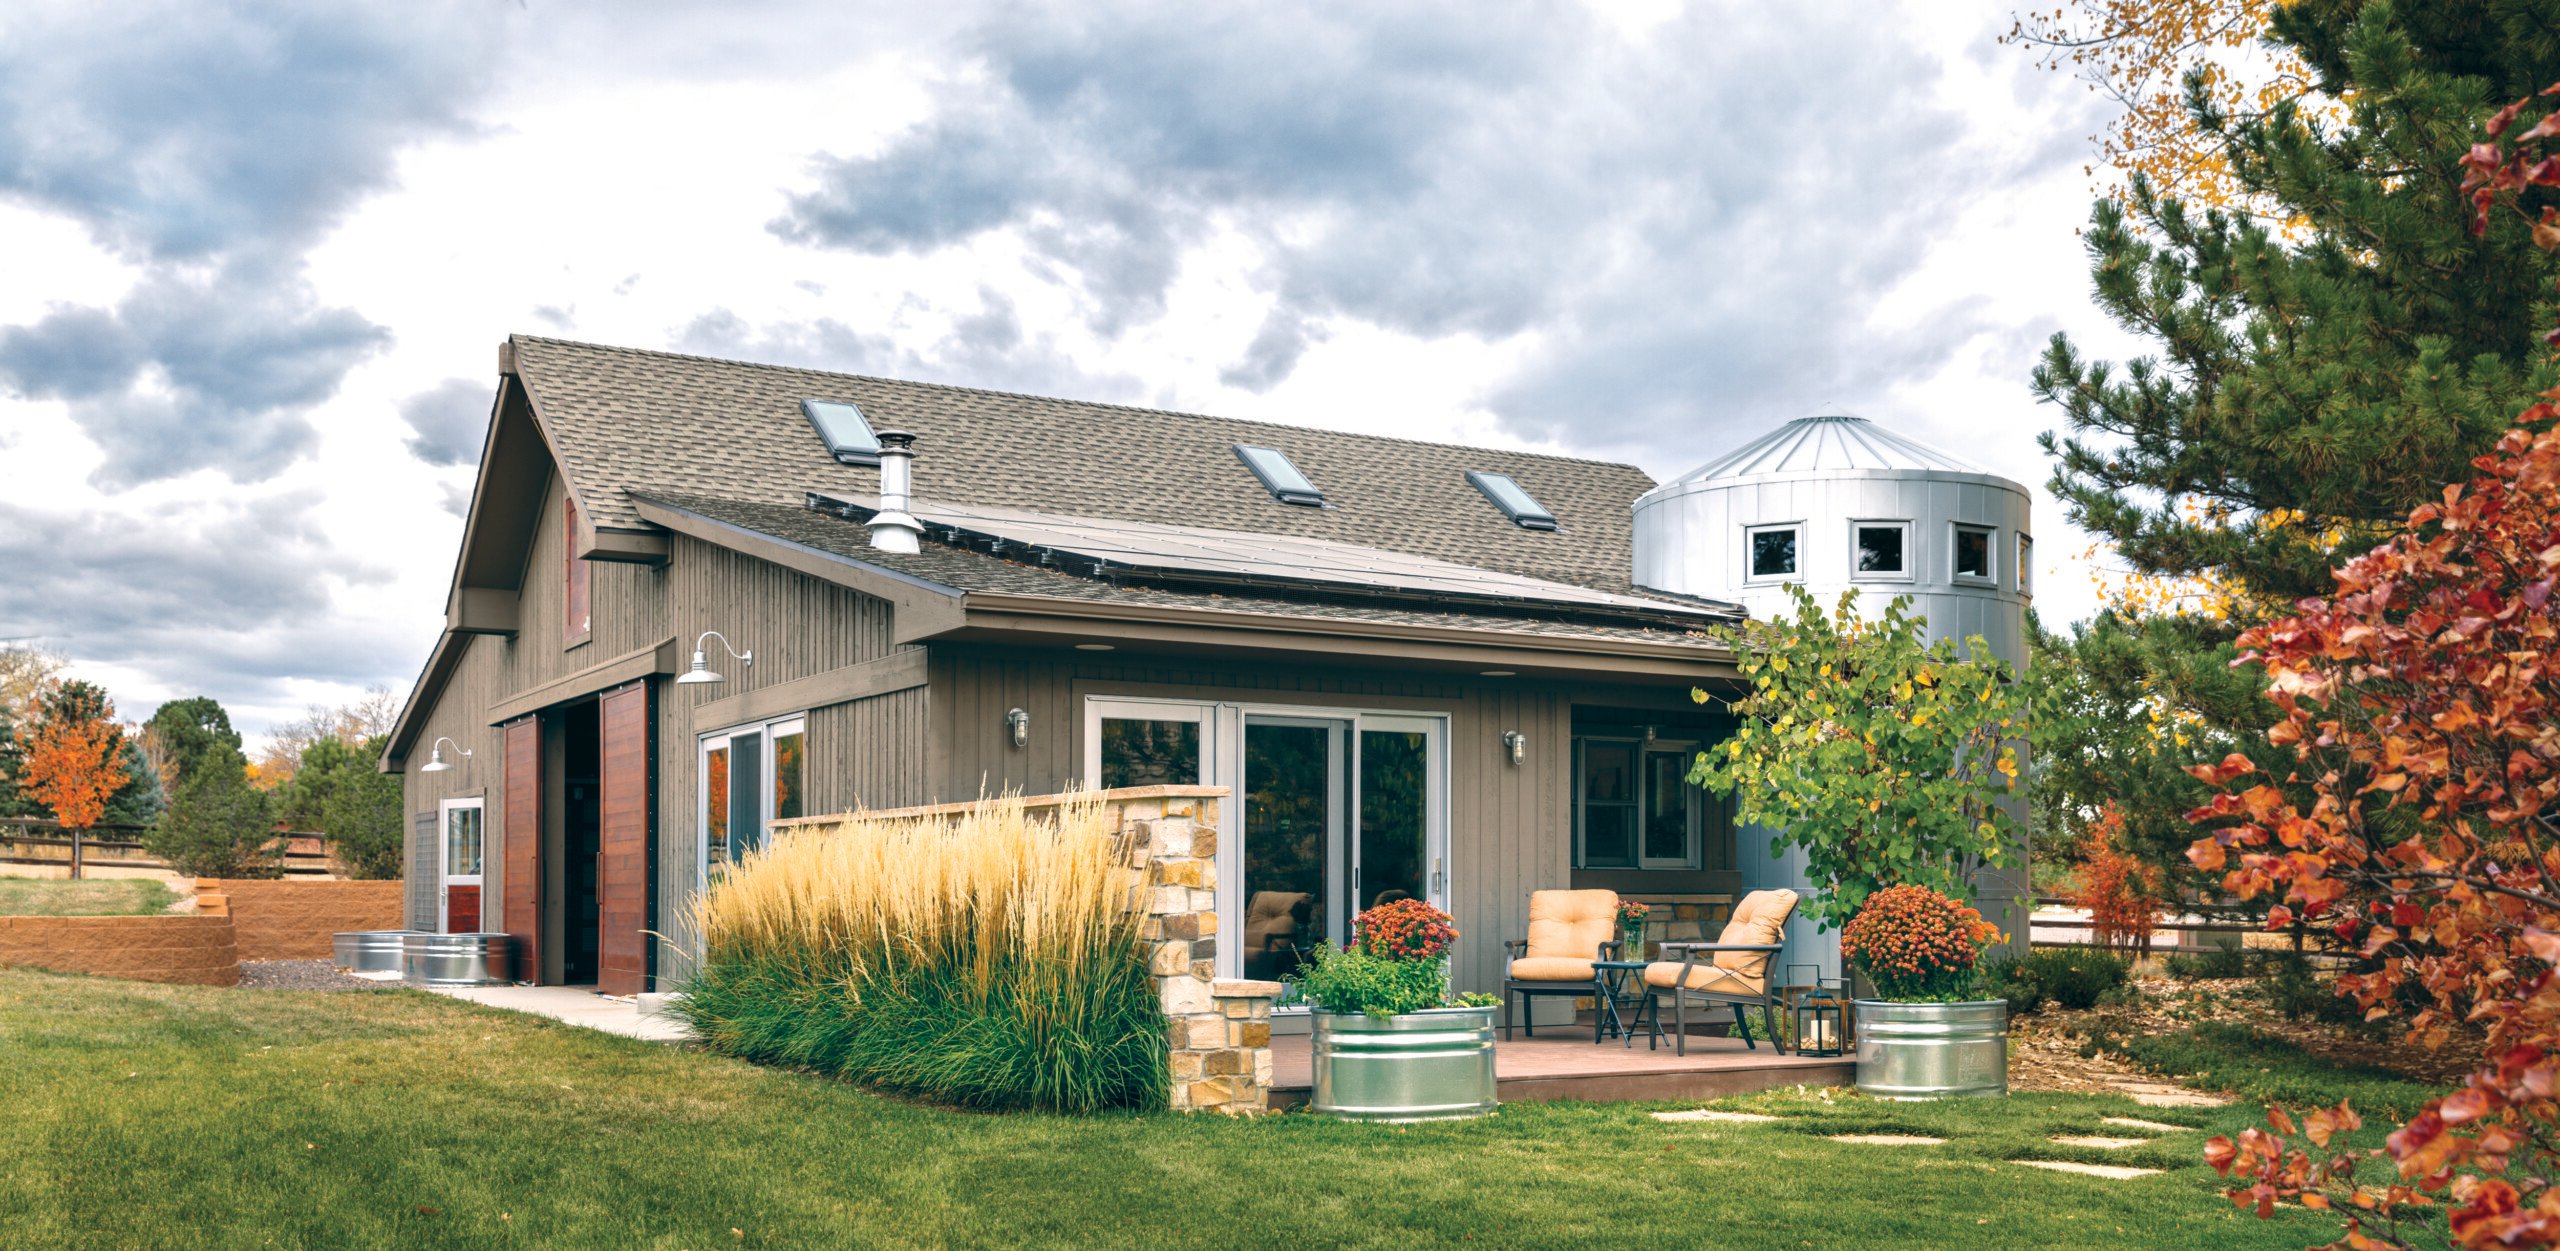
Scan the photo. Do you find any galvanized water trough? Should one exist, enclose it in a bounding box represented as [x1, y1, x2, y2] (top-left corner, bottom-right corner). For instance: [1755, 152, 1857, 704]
[400, 932, 513, 987]
[1309, 1005, 1498, 1121]
[332, 930, 410, 976]
[1853, 1000, 2008, 1099]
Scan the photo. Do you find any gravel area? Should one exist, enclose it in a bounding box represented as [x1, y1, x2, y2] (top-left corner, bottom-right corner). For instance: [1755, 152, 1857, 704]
[233, 960, 380, 992]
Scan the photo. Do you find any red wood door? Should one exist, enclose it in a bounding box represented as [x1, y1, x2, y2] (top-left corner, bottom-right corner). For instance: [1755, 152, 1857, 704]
[597, 681, 653, 995]
[502, 716, 543, 983]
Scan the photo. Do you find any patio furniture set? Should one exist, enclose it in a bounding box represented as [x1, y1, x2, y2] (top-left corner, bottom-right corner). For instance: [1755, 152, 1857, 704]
[1501, 888, 1843, 1056]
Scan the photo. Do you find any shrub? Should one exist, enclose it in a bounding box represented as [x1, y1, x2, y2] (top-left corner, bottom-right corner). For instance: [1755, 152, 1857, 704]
[1840, 884, 2003, 1003]
[2163, 945, 2254, 980]
[1976, 947, 2131, 1012]
[2021, 948, 2131, 1011]
[1977, 952, 2045, 1015]
[674, 795, 1165, 1113]
[2068, 807, 2164, 954]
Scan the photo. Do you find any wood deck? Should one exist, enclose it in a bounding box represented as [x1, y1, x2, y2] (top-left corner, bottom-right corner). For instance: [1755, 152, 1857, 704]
[1269, 1029, 1852, 1108]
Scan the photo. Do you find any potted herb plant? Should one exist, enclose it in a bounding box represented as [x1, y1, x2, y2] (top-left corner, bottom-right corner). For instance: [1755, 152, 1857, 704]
[1840, 884, 2009, 1099]
[1293, 899, 1500, 1122]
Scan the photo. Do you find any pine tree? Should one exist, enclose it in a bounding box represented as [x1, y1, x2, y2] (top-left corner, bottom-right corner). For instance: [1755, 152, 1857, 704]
[2033, 0, 2560, 601]
[149, 743, 281, 880]
[319, 736, 404, 881]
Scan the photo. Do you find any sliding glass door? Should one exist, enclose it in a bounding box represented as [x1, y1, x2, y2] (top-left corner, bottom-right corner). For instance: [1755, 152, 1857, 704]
[1085, 698, 1448, 982]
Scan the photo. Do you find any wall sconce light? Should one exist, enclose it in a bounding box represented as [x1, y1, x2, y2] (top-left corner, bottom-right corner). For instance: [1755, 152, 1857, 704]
[1006, 707, 1030, 748]
[1643, 725, 1658, 743]
[420, 737, 472, 773]
[676, 630, 754, 686]
[1502, 730, 1526, 765]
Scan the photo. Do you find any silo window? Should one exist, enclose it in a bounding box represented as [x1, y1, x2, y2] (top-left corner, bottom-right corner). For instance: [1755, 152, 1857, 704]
[1853, 521, 1910, 578]
[2018, 533, 2035, 595]
[1746, 523, 1801, 580]
[1953, 524, 1996, 583]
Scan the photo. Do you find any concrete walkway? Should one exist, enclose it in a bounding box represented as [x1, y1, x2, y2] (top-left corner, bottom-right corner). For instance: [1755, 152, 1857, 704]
[424, 984, 691, 1043]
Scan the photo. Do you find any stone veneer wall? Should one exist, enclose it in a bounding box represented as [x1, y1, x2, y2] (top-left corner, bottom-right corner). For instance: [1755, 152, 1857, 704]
[200, 879, 405, 960]
[0, 915, 239, 986]
[778, 785, 1277, 1114]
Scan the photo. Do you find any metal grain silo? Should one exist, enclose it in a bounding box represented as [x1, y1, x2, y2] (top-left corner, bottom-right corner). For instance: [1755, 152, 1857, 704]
[1634, 414, 2034, 979]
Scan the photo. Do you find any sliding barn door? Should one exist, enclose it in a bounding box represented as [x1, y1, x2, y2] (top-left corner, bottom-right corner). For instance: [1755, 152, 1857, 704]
[596, 681, 654, 995]
[502, 715, 542, 982]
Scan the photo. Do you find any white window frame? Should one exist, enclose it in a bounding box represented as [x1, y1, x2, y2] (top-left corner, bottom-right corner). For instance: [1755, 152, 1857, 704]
[438, 797, 485, 934]
[2018, 532, 2035, 596]
[1742, 521, 1805, 584]
[697, 713, 807, 887]
[1950, 522, 1998, 586]
[1081, 696, 1450, 982]
[1571, 736, 1705, 871]
[1849, 518, 1915, 582]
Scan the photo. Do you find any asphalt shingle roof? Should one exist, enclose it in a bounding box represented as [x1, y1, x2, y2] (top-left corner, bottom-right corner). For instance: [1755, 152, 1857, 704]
[510, 336, 1668, 596]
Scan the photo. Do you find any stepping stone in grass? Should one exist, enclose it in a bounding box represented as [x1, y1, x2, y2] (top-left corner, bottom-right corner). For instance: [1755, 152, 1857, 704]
[2116, 1083, 2229, 1108]
[2012, 1160, 2161, 1180]
[1827, 1134, 1946, 1145]
[1652, 1110, 1782, 1124]
[2051, 1135, 2150, 1150]
[2101, 1117, 2193, 1133]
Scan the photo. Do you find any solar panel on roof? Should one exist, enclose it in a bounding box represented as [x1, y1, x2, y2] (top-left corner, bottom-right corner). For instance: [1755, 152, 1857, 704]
[1232, 443, 1324, 506]
[801, 399, 882, 465]
[804, 491, 1734, 625]
[1466, 471, 1558, 530]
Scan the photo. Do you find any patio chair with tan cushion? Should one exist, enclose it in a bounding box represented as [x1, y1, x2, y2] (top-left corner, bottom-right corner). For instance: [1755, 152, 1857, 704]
[1644, 888, 1799, 1055]
[1242, 890, 1313, 981]
[1501, 888, 1619, 1042]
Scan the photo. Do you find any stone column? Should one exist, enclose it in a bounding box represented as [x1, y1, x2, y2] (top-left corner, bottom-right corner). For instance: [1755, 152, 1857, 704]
[1129, 806, 1276, 1113]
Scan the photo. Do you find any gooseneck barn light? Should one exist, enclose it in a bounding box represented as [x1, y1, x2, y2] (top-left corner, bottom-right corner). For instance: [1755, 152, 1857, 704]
[677, 631, 755, 686]
[420, 737, 472, 773]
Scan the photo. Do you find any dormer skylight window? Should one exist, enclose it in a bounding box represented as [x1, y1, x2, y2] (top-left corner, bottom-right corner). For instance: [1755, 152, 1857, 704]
[1467, 471, 1557, 530]
[801, 398, 882, 466]
[1233, 443, 1324, 506]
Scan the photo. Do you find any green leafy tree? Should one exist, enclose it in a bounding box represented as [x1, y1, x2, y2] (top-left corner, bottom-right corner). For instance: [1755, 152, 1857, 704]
[316, 736, 403, 880]
[142, 697, 241, 785]
[273, 734, 355, 831]
[2033, 0, 2560, 604]
[1690, 587, 2026, 931]
[148, 743, 281, 880]
[0, 704, 36, 819]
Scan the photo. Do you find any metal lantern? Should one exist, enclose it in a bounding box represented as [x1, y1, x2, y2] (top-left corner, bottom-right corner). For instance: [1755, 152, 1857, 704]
[1795, 977, 1849, 1058]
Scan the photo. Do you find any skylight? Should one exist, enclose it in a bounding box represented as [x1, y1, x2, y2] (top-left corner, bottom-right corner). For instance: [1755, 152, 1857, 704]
[801, 398, 881, 465]
[1467, 471, 1557, 530]
[1233, 443, 1324, 506]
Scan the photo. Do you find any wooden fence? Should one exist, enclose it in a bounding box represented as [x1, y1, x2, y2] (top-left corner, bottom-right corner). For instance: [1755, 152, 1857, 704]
[0, 819, 337, 880]
[2026, 895, 2316, 958]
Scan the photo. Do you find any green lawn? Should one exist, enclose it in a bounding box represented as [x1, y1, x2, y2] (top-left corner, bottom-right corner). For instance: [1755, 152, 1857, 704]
[0, 967, 2419, 1250]
[0, 877, 177, 916]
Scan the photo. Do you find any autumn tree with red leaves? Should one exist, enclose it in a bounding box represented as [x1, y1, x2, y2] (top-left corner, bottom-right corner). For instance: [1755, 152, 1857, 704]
[15, 679, 129, 832]
[2183, 82, 2560, 1249]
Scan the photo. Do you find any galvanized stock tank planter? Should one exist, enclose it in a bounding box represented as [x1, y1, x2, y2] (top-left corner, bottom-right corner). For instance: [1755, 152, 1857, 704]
[332, 930, 409, 976]
[401, 932, 514, 987]
[1309, 1005, 1498, 1122]
[1853, 999, 2008, 1099]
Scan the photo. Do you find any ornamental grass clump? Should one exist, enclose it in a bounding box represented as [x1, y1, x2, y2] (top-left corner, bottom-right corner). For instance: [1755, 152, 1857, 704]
[1292, 899, 1491, 1019]
[1839, 885, 2003, 1003]
[674, 795, 1167, 1113]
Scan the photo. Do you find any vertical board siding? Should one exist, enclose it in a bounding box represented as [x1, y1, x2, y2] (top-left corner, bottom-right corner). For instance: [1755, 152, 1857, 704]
[501, 716, 542, 979]
[651, 534, 909, 967]
[597, 681, 652, 994]
[923, 645, 1622, 996]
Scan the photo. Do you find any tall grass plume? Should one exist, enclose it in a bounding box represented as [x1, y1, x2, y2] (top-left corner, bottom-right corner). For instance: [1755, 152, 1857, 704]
[674, 795, 1167, 1113]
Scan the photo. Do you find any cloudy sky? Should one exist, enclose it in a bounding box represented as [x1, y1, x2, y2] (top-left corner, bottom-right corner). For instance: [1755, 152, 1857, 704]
[0, 0, 2139, 743]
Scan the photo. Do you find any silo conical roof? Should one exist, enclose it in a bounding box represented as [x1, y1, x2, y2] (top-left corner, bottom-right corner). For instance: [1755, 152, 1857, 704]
[1646, 414, 1992, 497]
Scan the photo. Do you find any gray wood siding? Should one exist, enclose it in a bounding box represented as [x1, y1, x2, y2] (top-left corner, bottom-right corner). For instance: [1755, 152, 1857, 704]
[650, 534, 911, 970]
[921, 645, 1714, 996]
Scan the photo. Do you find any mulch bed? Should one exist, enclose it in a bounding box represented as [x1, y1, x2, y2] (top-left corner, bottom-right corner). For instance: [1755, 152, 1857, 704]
[2008, 974, 2476, 1092]
[232, 960, 380, 992]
